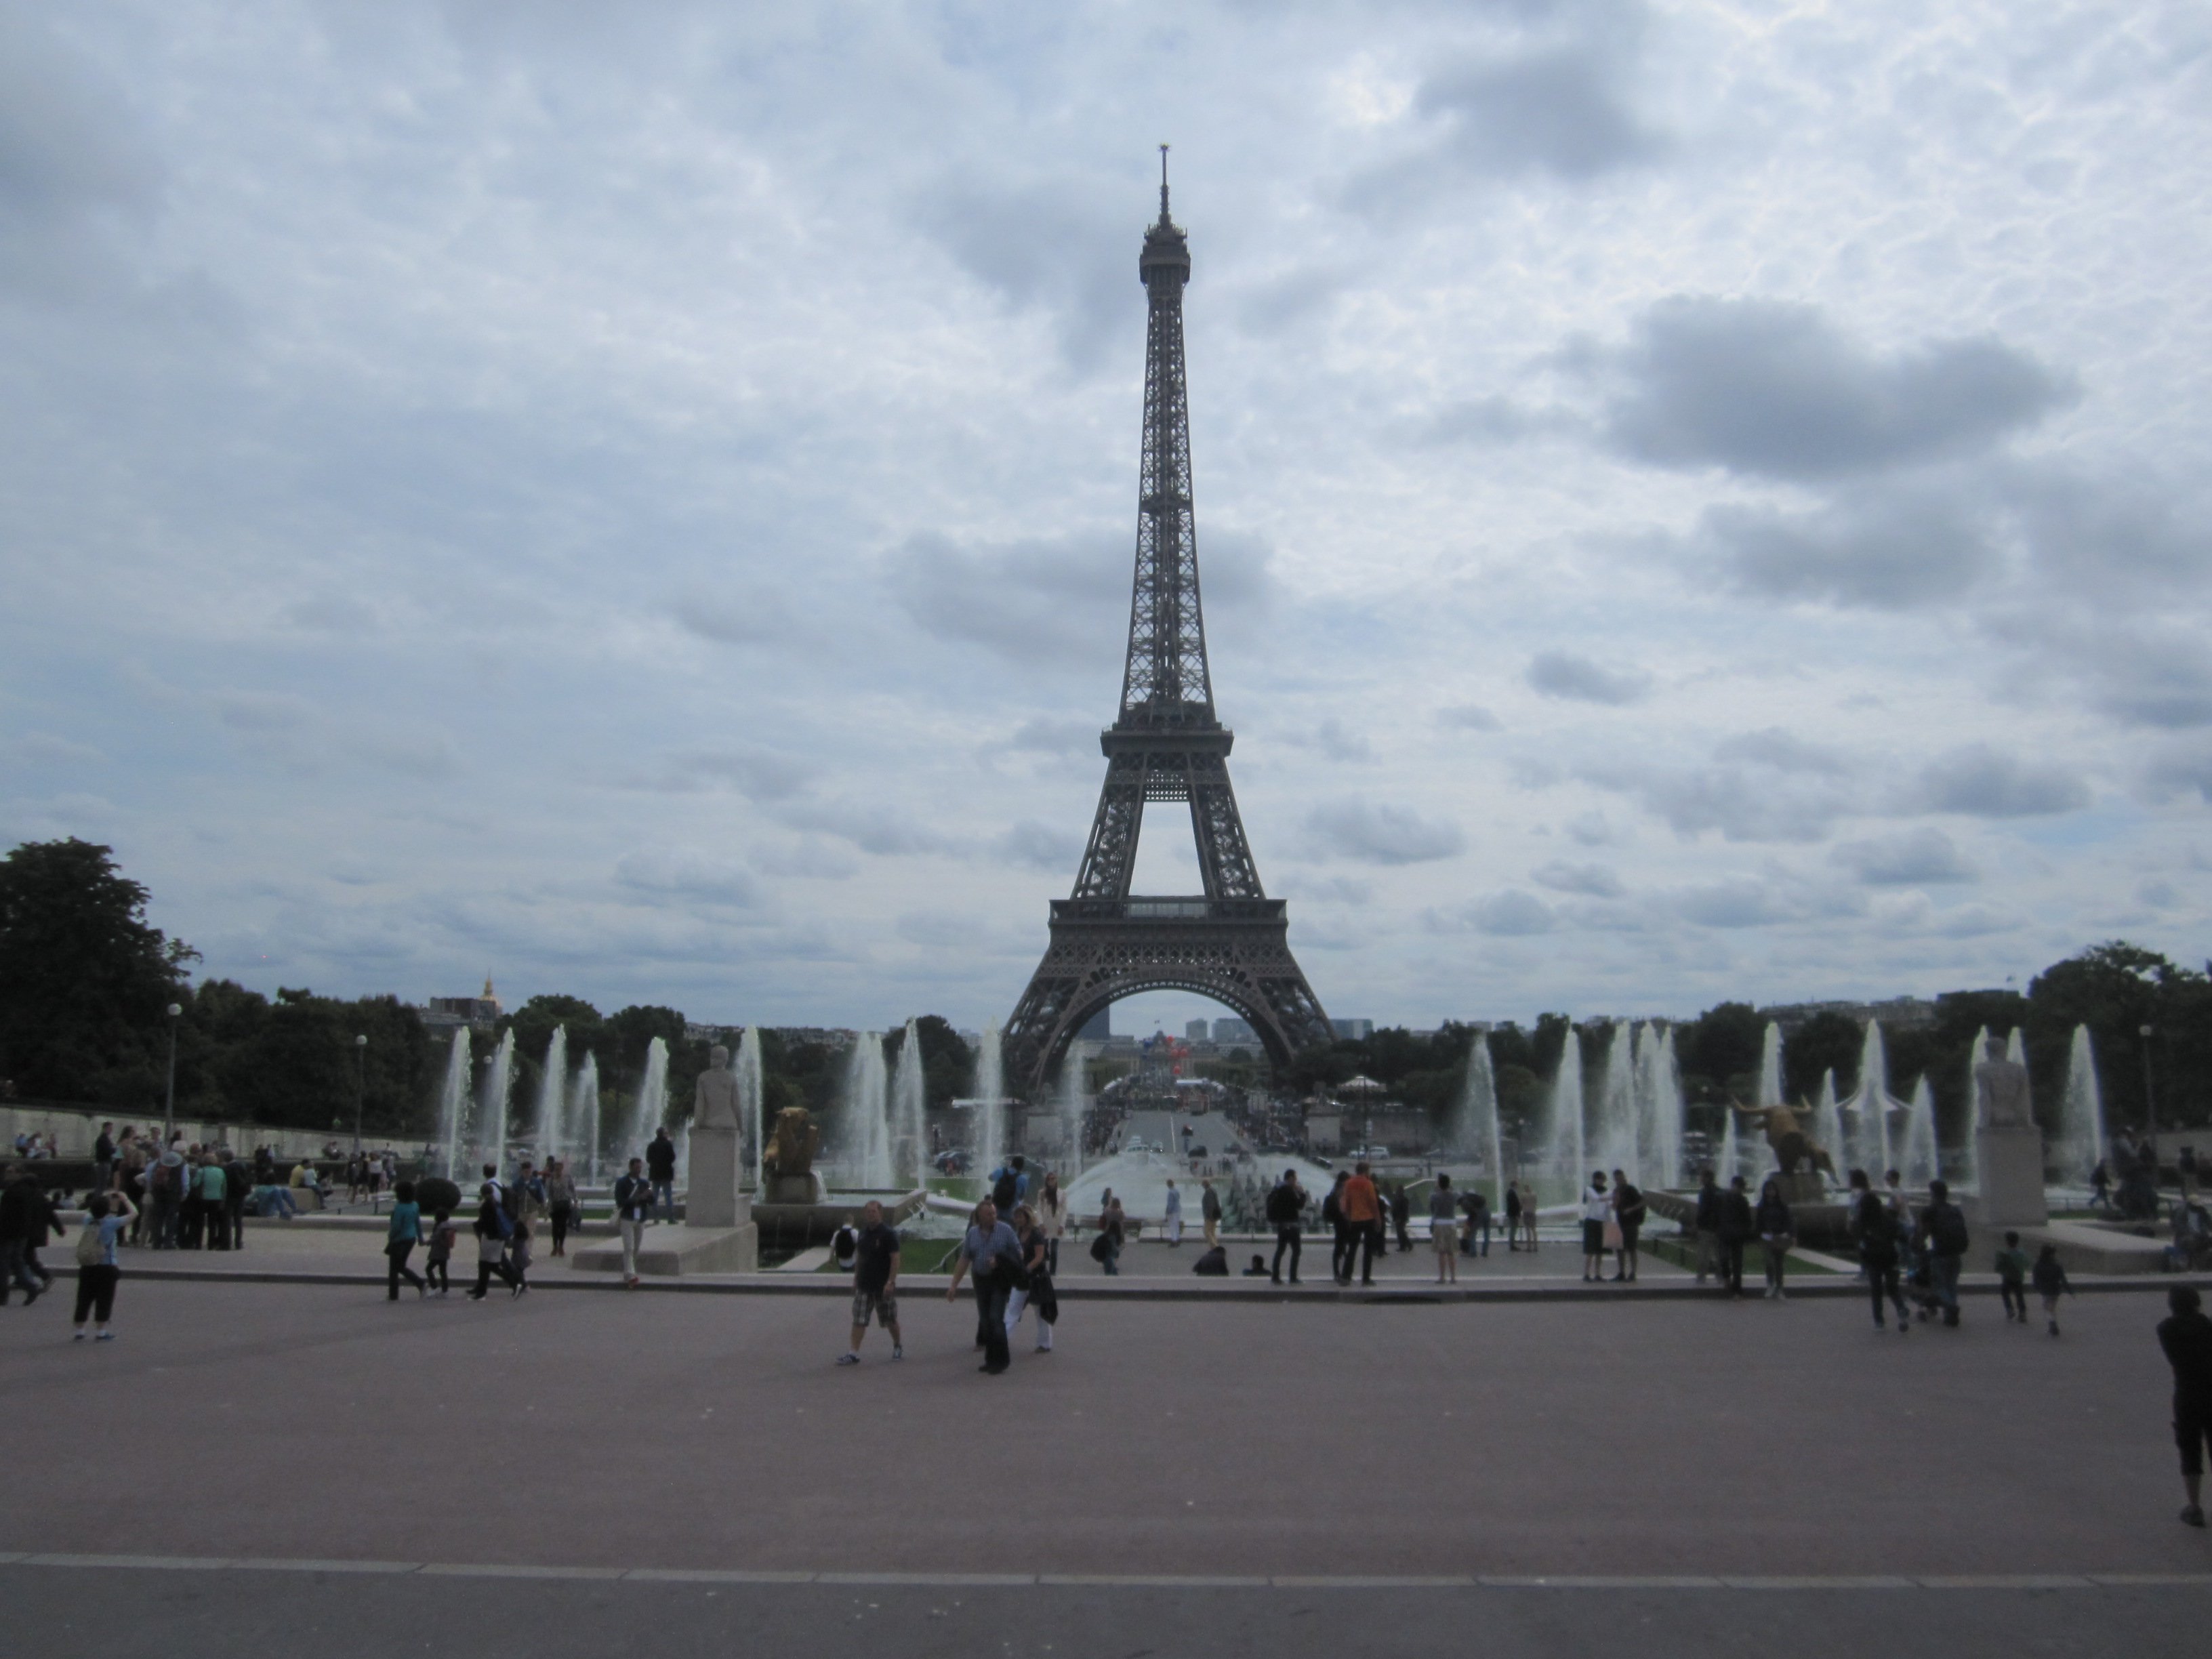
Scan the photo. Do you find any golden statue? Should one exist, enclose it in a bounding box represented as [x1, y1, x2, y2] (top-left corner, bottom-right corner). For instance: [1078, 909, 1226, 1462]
[761, 1105, 820, 1181]
[1729, 1101, 1837, 1180]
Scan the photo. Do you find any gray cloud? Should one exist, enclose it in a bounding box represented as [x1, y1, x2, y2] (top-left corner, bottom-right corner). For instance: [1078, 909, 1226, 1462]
[1579, 758, 1845, 843]
[614, 848, 766, 910]
[1527, 649, 1651, 705]
[1711, 728, 1851, 775]
[1600, 298, 2075, 480]
[1437, 703, 1502, 731]
[1414, 45, 1664, 182]
[888, 530, 1125, 669]
[686, 747, 816, 803]
[674, 587, 800, 647]
[1907, 744, 2089, 818]
[1010, 717, 1098, 754]
[1426, 889, 1557, 936]
[1696, 493, 1996, 610]
[1305, 800, 1465, 865]
[917, 176, 1128, 369]
[996, 819, 1082, 872]
[1831, 827, 1976, 884]
[1531, 859, 1626, 898]
[1283, 717, 1375, 763]
[1669, 879, 1789, 928]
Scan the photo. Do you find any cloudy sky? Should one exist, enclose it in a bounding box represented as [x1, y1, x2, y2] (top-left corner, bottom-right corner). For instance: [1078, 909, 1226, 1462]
[5, 1, 2210, 1035]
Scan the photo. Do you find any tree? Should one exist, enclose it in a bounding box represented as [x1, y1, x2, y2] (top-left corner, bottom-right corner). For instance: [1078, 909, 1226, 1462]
[0, 838, 197, 1103]
[1784, 1012, 1864, 1105]
[1676, 1002, 1763, 1104]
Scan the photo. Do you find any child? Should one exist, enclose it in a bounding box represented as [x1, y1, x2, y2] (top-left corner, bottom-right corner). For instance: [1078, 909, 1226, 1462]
[2031, 1243, 2072, 1336]
[425, 1208, 455, 1296]
[506, 1218, 532, 1299]
[1994, 1231, 2030, 1323]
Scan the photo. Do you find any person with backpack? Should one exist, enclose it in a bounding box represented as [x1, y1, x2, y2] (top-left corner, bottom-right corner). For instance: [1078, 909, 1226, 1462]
[1429, 1172, 1460, 1285]
[72, 1191, 136, 1341]
[1504, 1179, 1527, 1252]
[1994, 1232, 2032, 1322]
[1917, 1179, 1970, 1328]
[647, 1129, 678, 1222]
[989, 1160, 1022, 1216]
[1266, 1169, 1305, 1284]
[148, 1141, 186, 1249]
[1851, 1174, 1910, 1332]
[1322, 1171, 1351, 1283]
[613, 1157, 652, 1289]
[544, 1160, 576, 1258]
[1716, 1174, 1755, 1297]
[2032, 1244, 2072, 1336]
[466, 1183, 519, 1300]
[945, 1197, 1023, 1374]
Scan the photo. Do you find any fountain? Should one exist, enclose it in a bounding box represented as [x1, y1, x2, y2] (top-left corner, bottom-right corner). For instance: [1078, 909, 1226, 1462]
[436, 1029, 471, 1179]
[534, 1025, 568, 1169]
[1452, 1031, 1504, 1204]
[734, 1026, 763, 1187]
[975, 1024, 1005, 1176]
[571, 1053, 600, 1182]
[1902, 1075, 1938, 1187]
[1757, 1021, 1784, 1106]
[1054, 1046, 1086, 1175]
[2059, 1023, 2106, 1184]
[1843, 1019, 1894, 1174]
[478, 1029, 514, 1174]
[839, 1033, 895, 1190]
[1717, 1107, 1742, 1187]
[893, 1020, 928, 1186]
[1637, 1024, 1683, 1191]
[1812, 1069, 1841, 1176]
[1594, 1023, 1636, 1181]
[630, 1036, 668, 1168]
[1542, 1026, 1585, 1196]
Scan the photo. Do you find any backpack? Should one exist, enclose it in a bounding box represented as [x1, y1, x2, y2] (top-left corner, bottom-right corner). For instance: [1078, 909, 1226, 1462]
[1088, 1231, 1111, 1263]
[75, 1220, 105, 1267]
[1265, 1185, 1298, 1225]
[991, 1170, 1018, 1211]
[1929, 1204, 1969, 1257]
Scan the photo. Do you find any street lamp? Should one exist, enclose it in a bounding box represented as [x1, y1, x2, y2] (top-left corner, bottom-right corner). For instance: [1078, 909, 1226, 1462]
[163, 1003, 183, 1141]
[352, 1033, 369, 1155]
[2139, 1023, 2156, 1151]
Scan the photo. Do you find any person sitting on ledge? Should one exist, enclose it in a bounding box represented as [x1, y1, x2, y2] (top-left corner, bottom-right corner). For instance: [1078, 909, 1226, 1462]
[1241, 1252, 1270, 1276]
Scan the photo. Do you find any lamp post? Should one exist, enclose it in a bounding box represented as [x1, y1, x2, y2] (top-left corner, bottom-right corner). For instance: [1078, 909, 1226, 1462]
[2139, 1023, 2156, 1154]
[352, 1033, 369, 1155]
[163, 1002, 183, 1141]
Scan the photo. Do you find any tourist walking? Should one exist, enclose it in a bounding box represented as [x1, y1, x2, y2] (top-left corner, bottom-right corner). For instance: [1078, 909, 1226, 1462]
[385, 1179, 427, 1300]
[946, 1197, 1023, 1374]
[647, 1128, 677, 1222]
[2157, 1284, 2212, 1528]
[1610, 1170, 1644, 1281]
[2033, 1244, 2072, 1336]
[1580, 1172, 1612, 1283]
[614, 1157, 651, 1289]
[197, 1154, 230, 1250]
[1692, 1168, 1721, 1283]
[505, 1218, 533, 1297]
[1754, 1176, 1793, 1300]
[1429, 1172, 1460, 1285]
[837, 1199, 903, 1364]
[424, 1208, 455, 1295]
[1917, 1179, 1969, 1328]
[93, 1123, 116, 1193]
[2089, 1161, 2112, 1212]
[70, 1192, 135, 1340]
[1, 1164, 56, 1303]
[1391, 1183, 1413, 1252]
[1994, 1231, 2030, 1322]
[1266, 1168, 1305, 1284]
[1037, 1170, 1067, 1275]
[1323, 1171, 1352, 1283]
[466, 1185, 518, 1300]
[1461, 1186, 1490, 1257]
[1005, 1204, 1057, 1353]
[148, 1141, 186, 1248]
[1343, 1162, 1382, 1286]
[544, 1161, 576, 1256]
[1504, 1180, 1525, 1252]
[1717, 1174, 1753, 1297]
[1853, 1183, 1910, 1332]
[1164, 1179, 1184, 1246]
[1089, 1196, 1126, 1274]
[1200, 1178, 1221, 1249]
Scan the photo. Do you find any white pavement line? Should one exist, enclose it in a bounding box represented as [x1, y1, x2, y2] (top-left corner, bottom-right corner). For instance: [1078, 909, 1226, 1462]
[2087, 1574, 2212, 1586]
[1478, 1576, 1725, 1589]
[1273, 1576, 1475, 1589]
[817, 1572, 1036, 1586]
[622, 1569, 819, 1584]
[418, 1563, 626, 1580]
[230, 1558, 419, 1575]
[1721, 1576, 1914, 1591]
[1038, 1574, 1270, 1588]
[20, 1554, 237, 1570]
[1917, 1574, 2097, 1590]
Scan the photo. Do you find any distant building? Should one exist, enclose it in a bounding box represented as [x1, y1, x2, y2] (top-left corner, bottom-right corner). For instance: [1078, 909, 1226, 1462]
[423, 977, 503, 1031]
[1185, 1019, 1210, 1041]
[1759, 997, 1939, 1033]
[1210, 1017, 1255, 1044]
[1331, 1017, 1374, 1040]
[1077, 1006, 1112, 1040]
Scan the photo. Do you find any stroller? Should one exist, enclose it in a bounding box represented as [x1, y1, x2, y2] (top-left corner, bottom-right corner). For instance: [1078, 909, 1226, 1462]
[1902, 1234, 1942, 1323]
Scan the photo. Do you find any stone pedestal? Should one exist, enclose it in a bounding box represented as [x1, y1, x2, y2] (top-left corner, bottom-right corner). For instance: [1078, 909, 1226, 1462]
[1974, 1126, 2048, 1228]
[1774, 1173, 1827, 1207]
[687, 1124, 754, 1230]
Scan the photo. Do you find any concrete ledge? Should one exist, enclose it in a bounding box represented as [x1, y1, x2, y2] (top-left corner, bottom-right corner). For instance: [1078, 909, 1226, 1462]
[570, 1223, 757, 1276]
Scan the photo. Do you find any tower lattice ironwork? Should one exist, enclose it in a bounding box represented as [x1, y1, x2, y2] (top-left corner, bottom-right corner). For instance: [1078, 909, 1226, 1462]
[1003, 155, 1332, 1095]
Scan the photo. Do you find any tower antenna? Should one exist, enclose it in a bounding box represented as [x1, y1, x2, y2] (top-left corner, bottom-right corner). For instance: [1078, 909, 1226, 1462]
[1158, 142, 1170, 220]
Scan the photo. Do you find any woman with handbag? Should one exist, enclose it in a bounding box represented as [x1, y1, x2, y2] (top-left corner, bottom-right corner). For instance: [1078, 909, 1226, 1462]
[1755, 1176, 1795, 1301]
[1005, 1206, 1057, 1353]
[1581, 1172, 1612, 1283]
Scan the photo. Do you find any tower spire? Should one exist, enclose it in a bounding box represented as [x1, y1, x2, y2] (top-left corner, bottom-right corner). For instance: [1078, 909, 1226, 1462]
[1158, 142, 1170, 223]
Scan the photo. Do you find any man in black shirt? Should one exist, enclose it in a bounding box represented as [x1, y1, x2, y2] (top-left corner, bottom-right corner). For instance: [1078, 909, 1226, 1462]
[1265, 1170, 1305, 1284]
[646, 1129, 678, 1223]
[838, 1199, 903, 1365]
[2157, 1284, 2212, 1528]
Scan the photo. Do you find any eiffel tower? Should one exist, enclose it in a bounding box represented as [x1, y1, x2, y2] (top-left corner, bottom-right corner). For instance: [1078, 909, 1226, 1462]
[1003, 153, 1332, 1096]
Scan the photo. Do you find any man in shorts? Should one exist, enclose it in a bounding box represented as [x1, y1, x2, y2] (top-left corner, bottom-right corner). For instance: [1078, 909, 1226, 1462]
[838, 1199, 903, 1365]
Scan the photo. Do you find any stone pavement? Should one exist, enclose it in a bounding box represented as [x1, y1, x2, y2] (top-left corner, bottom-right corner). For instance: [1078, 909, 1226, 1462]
[2, 1275, 2206, 1582]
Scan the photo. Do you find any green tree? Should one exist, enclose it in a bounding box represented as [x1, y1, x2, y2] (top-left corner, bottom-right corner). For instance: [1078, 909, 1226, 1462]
[0, 838, 197, 1103]
[1676, 1002, 1763, 1104]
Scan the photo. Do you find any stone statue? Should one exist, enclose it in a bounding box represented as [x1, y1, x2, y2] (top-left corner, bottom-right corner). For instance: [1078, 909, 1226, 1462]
[762, 1106, 820, 1180]
[1974, 1038, 2034, 1130]
[693, 1044, 739, 1130]
[1730, 1102, 1836, 1180]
